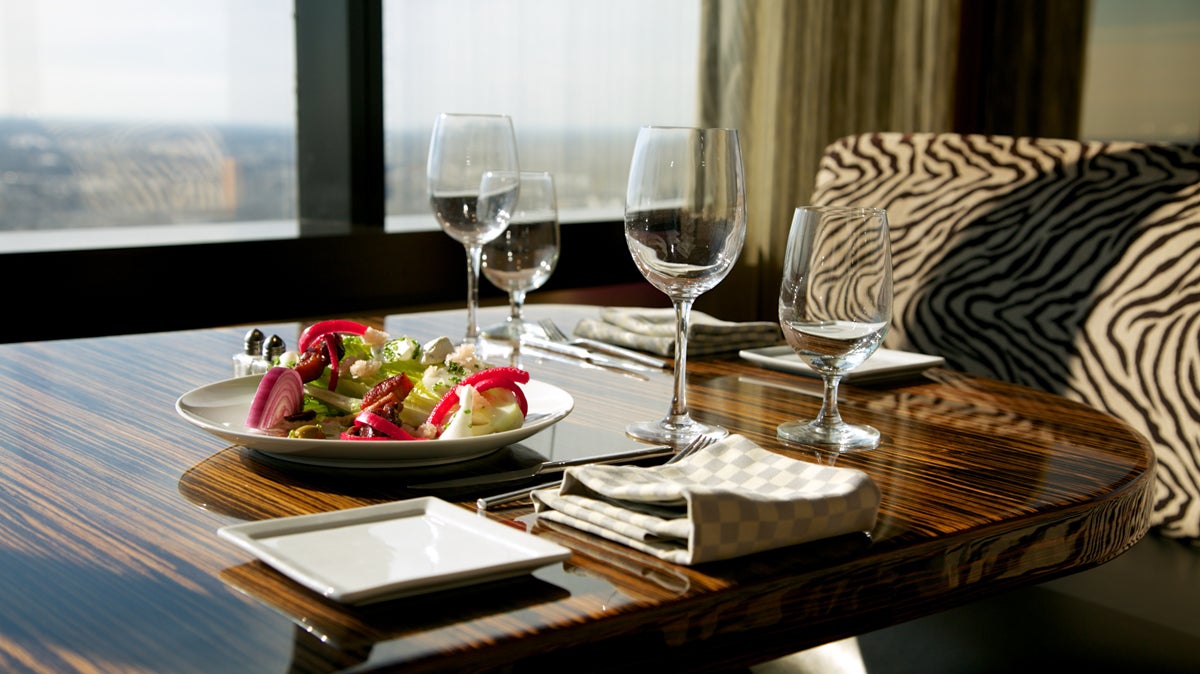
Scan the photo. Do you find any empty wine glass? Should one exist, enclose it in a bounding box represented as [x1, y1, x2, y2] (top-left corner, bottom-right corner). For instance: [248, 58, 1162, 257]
[777, 206, 893, 451]
[427, 113, 520, 344]
[481, 172, 560, 341]
[624, 126, 746, 445]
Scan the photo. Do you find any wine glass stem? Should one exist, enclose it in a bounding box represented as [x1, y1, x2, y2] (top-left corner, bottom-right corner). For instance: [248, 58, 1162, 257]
[509, 289, 527, 322]
[815, 374, 845, 429]
[666, 298, 694, 424]
[464, 243, 483, 341]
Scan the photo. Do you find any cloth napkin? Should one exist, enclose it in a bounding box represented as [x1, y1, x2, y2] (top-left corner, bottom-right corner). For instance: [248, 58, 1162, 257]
[573, 307, 782, 357]
[530, 435, 880, 565]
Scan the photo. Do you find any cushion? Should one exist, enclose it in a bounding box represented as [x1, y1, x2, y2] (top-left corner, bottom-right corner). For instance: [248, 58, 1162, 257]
[809, 132, 1200, 539]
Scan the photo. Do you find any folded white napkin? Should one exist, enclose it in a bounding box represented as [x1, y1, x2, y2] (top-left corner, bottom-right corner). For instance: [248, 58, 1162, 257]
[573, 307, 782, 357]
[530, 435, 880, 565]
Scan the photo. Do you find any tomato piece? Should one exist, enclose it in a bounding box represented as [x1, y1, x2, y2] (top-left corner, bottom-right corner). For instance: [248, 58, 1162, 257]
[362, 373, 415, 409]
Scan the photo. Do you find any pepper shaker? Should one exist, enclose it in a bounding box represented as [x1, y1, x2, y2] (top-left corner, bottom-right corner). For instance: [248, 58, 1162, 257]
[233, 328, 264, 377]
[252, 334, 287, 374]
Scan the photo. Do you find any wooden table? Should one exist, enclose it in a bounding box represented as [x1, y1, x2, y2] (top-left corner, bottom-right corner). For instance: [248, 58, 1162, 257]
[0, 305, 1153, 673]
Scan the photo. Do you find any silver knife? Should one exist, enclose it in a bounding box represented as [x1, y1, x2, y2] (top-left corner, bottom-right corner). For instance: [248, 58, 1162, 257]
[529, 335, 671, 370]
[522, 337, 661, 374]
[571, 337, 671, 369]
[408, 444, 673, 491]
[477, 479, 564, 510]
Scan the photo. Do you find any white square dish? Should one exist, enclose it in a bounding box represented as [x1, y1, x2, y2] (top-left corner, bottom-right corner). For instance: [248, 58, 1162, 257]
[739, 345, 945, 384]
[218, 497, 572, 604]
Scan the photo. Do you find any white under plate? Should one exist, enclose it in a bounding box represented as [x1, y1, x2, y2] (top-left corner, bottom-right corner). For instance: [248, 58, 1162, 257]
[219, 497, 572, 604]
[176, 376, 573, 468]
[739, 345, 945, 384]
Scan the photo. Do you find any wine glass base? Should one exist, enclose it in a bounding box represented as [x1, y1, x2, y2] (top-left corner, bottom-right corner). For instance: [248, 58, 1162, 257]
[480, 319, 547, 342]
[626, 418, 727, 447]
[776, 419, 880, 452]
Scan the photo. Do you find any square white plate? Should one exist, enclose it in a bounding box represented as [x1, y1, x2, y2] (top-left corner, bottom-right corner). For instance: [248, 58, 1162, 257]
[218, 497, 572, 605]
[739, 345, 945, 384]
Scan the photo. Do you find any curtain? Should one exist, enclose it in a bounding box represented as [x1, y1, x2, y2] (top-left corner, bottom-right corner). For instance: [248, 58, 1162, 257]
[696, 0, 1089, 322]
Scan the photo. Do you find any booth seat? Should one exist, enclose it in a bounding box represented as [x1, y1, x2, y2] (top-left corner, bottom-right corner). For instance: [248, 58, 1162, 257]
[806, 132, 1200, 672]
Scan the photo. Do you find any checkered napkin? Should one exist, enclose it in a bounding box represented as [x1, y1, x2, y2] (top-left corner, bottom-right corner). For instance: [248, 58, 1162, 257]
[530, 435, 881, 565]
[573, 307, 782, 357]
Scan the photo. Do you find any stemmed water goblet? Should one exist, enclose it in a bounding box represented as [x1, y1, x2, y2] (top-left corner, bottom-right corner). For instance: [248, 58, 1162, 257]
[427, 113, 520, 345]
[480, 171, 560, 342]
[777, 205, 893, 451]
[623, 126, 746, 445]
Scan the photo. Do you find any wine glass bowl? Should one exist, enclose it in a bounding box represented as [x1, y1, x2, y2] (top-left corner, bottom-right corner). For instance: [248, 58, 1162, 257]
[427, 113, 520, 344]
[776, 205, 893, 451]
[623, 126, 746, 445]
[481, 171, 560, 341]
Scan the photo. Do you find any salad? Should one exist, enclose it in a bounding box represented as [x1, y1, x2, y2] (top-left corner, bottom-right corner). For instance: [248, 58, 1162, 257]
[243, 319, 529, 441]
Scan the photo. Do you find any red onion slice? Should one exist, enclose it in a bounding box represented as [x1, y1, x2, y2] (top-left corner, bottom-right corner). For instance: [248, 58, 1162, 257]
[297, 319, 368, 353]
[245, 367, 304, 429]
[353, 411, 421, 440]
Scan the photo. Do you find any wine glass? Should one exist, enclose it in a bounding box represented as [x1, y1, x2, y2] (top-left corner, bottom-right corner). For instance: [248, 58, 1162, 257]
[777, 206, 893, 451]
[427, 113, 520, 344]
[623, 126, 746, 445]
[480, 171, 560, 341]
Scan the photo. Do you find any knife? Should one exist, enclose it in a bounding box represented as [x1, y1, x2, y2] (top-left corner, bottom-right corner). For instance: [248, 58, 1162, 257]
[575, 337, 672, 370]
[408, 444, 674, 491]
[528, 335, 671, 370]
[522, 337, 661, 375]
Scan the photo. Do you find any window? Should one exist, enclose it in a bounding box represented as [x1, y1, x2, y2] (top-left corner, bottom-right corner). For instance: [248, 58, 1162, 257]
[1, 1, 695, 341]
[381, 0, 701, 232]
[0, 0, 297, 253]
[1080, 0, 1200, 142]
[1, 0, 701, 250]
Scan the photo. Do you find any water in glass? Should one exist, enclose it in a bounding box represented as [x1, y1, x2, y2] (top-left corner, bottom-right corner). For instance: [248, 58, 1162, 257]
[777, 206, 893, 451]
[427, 113, 520, 344]
[481, 172, 560, 341]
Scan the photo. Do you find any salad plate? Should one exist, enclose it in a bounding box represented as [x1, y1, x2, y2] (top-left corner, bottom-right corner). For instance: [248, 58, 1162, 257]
[739, 345, 946, 384]
[218, 497, 572, 604]
[176, 376, 574, 467]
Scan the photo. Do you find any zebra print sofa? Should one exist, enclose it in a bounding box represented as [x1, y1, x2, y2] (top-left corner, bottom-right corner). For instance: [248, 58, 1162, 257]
[809, 132, 1199, 539]
[805, 132, 1200, 670]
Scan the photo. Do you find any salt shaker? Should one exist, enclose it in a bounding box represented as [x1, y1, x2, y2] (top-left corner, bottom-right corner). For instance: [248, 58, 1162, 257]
[233, 328, 264, 377]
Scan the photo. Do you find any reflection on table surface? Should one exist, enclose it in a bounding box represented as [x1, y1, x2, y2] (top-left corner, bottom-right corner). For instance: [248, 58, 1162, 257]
[0, 304, 1154, 673]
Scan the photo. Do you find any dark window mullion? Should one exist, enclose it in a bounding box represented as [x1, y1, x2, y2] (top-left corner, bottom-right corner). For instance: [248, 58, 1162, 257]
[295, 0, 384, 233]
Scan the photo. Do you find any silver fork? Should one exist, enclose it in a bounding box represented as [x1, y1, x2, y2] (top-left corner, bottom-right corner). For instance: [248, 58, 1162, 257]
[475, 433, 722, 510]
[538, 318, 672, 370]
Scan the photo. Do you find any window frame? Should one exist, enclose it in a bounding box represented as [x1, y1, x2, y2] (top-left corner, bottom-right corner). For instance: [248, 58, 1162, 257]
[2, 0, 641, 343]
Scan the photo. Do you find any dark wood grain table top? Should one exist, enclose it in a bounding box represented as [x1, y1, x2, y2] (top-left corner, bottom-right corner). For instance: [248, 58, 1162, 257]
[0, 305, 1153, 673]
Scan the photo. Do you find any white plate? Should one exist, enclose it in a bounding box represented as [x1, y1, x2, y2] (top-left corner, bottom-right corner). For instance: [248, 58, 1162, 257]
[739, 345, 945, 384]
[176, 376, 574, 468]
[219, 497, 572, 604]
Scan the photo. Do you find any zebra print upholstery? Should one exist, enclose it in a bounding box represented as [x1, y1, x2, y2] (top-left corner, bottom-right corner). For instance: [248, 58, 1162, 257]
[808, 132, 1200, 539]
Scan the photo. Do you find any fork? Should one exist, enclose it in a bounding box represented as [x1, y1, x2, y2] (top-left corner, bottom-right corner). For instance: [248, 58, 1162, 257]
[475, 432, 722, 510]
[538, 318, 672, 370]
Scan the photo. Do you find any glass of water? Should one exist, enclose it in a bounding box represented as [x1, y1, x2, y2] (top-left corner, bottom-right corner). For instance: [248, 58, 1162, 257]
[777, 205, 893, 451]
[426, 113, 520, 345]
[481, 171, 560, 341]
